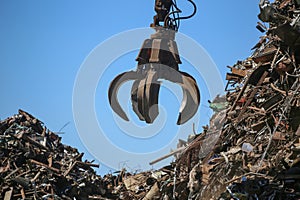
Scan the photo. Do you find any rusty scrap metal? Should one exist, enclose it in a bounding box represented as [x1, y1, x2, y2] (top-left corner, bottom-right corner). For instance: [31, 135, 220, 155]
[0, 109, 108, 200]
[180, 1, 300, 199]
[103, 0, 300, 198]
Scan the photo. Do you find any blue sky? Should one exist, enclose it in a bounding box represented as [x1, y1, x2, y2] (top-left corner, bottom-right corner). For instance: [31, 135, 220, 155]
[1, 1, 261, 174]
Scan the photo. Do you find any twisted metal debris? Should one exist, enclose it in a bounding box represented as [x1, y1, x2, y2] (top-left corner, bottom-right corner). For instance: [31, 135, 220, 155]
[181, 0, 300, 199]
[0, 110, 107, 200]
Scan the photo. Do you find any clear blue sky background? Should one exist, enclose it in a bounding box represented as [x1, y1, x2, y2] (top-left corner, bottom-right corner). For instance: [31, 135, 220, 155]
[1, 1, 262, 174]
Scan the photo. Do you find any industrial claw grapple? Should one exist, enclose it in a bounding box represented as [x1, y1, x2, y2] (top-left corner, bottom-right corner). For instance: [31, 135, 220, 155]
[108, 0, 200, 125]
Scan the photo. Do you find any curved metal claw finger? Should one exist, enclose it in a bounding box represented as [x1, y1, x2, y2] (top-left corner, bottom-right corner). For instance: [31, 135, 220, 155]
[131, 71, 161, 123]
[177, 72, 200, 125]
[159, 69, 200, 125]
[142, 70, 161, 123]
[108, 71, 141, 121]
[137, 78, 147, 121]
[131, 80, 146, 121]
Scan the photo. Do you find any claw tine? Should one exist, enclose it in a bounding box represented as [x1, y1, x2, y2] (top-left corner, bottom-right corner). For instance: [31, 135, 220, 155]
[180, 72, 200, 103]
[177, 72, 200, 125]
[137, 78, 147, 121]
[131, 80, 145, 121]
[144, 70, 160, 123]
[157, 69, 200, 125]
[108, 71, 139, 121]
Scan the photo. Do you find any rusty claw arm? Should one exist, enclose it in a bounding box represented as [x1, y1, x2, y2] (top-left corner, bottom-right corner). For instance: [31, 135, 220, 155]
[108, 71, 141, 121]
[159, 69, 200, 125]
[177, 72, 200, 125]
[141, 70, 161, 123]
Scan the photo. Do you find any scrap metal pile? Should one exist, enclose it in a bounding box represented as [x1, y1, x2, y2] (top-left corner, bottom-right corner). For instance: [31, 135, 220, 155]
[101, 0, 300, 198]
[104, 0, 300, 199]
[0, 110, 109, 200]
[181, 0, 300, 199]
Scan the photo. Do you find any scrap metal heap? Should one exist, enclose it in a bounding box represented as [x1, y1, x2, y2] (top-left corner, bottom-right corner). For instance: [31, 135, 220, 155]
[0, 110, 107, 200]
[179, 0, 300, 199]
[106, 0, 300, 199]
